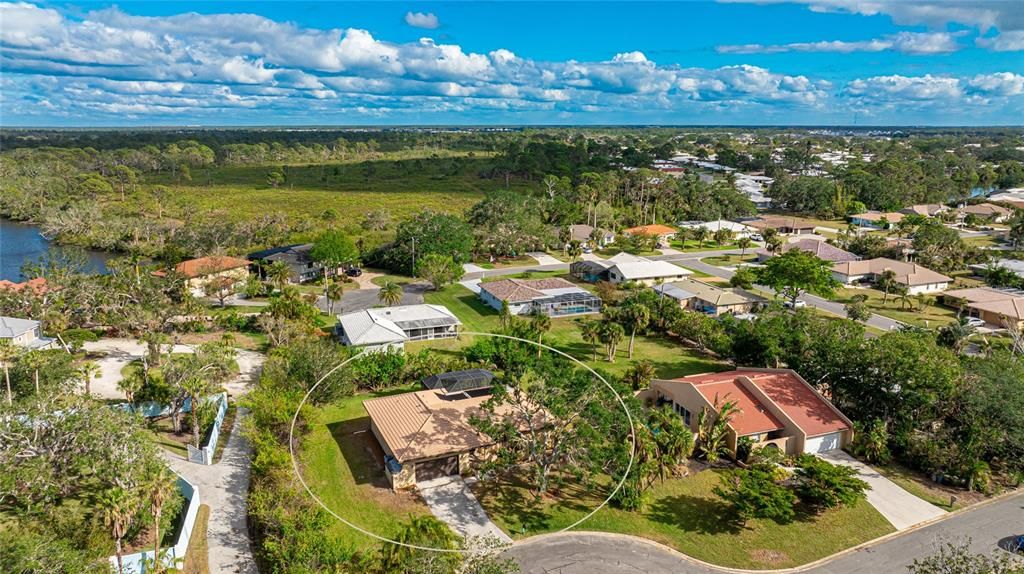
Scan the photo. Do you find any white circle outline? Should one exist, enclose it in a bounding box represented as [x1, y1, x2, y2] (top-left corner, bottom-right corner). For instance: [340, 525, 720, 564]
[288, 330, 637, 554]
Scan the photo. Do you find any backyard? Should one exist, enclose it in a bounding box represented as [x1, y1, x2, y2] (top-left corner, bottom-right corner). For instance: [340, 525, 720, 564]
[470, 465, 894, 569]
[299, 386, 431, 551]
[421, 284, 726, 379]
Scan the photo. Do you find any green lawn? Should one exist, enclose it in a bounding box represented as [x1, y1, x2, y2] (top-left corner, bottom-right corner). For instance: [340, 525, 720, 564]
[422, 284, 726, 379]
[301, 387, 432, 550]
[479, 270, 571, 283]
[473, 255, 538, 269]
[832, 287, 958, 328]
[671, 239, 743, 252]
[471, 467, 894, 569]
[369, 273, 418, 287]
[701, 254, 758, 267]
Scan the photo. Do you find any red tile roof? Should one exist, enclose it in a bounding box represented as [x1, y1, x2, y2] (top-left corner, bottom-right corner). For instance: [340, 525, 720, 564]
[745, 372, 850, 437]
[676, 372, 784, 436]
[0, 278, 50, 295]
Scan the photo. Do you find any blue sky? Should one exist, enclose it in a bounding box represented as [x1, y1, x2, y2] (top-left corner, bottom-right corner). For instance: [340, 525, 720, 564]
[1, 1, 1022, 126]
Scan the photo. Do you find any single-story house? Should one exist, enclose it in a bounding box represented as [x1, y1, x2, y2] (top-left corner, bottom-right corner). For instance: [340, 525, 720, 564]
[621, 224, 678, 244]
[479, 277, 601, 317]
[831, 258, 952, 294]
[960, 203, 1013, 223]
[0, 278, 50, 296]
[364, 370, 503, 489]
[678, 219, 756, 237]
[756, 238, 860, 263]
[653, 278, 764, 316]
[563, 224, 614, 248]
[849, 211, 905, 229]
[606, 259, 692, 286]
[336, 304, 460, 351]
[941, 287, 1024, 330]
[0, 316, 57, 350]
[154, 255, 250, 295]
[647, 368, 854, 456]
[569, 252, 649, 283]
[900, 204, 948, 218]
[970, 258, 1024, 280]
[746, 217, 816, 235]
[248, 243, 335, 284]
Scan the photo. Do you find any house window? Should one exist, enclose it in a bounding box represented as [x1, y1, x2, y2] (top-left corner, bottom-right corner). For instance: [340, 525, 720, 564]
[672, 402, 691, 425]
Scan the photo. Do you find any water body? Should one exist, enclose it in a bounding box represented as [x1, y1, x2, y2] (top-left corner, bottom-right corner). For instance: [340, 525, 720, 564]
[0, 218, 116, 281]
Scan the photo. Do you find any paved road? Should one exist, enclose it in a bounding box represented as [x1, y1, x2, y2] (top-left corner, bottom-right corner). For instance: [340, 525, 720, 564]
[505, 492, 1024, 573]
[164, 409, 257, 574]
[326, 281, 430, 314]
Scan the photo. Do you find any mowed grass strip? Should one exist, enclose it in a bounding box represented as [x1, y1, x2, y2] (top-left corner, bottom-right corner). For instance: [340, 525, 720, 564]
[472, 467, 894, 569]
[300, 386, 431, 550]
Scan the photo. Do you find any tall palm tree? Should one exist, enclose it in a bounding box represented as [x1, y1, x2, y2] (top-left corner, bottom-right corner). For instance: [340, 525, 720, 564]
[181, 376, 211, 447]
[325, 281, 345, 314]
[377, 281, 403, 307]
[143, 466, 177, 574]
[599, 320, 625, 362]
[266, 261, 292, 291]
[0, 339, 19, 405]
[877, 269, 898, 304]
[530, 312, 551, 357]
[693, 227, 710, 249]
[621, 302, 651, 359]
[696, 397, 738, 464]
[737, 236, 752, 258]
[78, 361, 101, 396]
[580, 319, 600, 361]
[98, 487, 136, 574]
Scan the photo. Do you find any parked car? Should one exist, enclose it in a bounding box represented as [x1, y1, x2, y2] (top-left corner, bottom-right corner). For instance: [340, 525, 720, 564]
[345, 267, 363, 277]
[582, 247, 593, 254]
[750, 233, 764, 242]
[783, 299, 807, 309]
[965, 317, 986, 328]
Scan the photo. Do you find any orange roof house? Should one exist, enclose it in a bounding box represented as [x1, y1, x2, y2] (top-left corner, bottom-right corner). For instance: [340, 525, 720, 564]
[0, 278, 50, 296]
[649, 368, 853, 456]
[622, 224, 678, 237]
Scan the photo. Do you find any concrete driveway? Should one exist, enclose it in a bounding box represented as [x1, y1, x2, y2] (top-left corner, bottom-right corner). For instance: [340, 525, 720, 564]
[417, 476, 512, 543]
[817, 450, 946, 530]
[527, 252, 562, 266]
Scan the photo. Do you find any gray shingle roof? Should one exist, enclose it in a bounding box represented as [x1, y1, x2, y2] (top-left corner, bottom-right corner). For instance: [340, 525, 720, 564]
[0, 316, 39, 339]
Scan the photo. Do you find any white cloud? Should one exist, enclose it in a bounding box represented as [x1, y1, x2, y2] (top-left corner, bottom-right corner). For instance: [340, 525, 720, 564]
[717, 32, 960, 55]
[612, 51, 649, 63]
[846, 74, 962, 101]
[977, 31, 1024, 52]
[967, 72, 1024, 97]
[404, 11, 440, 30]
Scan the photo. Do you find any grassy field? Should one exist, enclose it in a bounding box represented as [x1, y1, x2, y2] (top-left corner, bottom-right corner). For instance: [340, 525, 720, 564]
[473, 255, 538, 269]
[701, 254, 758, 267]
[183, 504, 211, 574]
[421, 284, 725, 379]
[671, 239, 743, 252]
[832, 287, 958, 328]
[137, 154, 522, 239]
[471, 466, 894, 569]
[301, 386, 432, 551]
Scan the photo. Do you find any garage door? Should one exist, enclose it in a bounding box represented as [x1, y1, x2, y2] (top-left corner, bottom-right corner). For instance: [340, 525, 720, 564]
[804, 432, 841, 453]
[416, 456, 459, 481]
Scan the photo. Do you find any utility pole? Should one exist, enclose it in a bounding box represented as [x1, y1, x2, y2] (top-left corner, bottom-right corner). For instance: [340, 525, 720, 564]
[411, 236, 416, 275]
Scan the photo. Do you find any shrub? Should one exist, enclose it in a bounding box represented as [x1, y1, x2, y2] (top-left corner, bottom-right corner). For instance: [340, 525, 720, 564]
[713, 467, 797, 526]
[851, 419, 891, 463]
[349, 347, 407, 390]
[793, 455, 870, 510]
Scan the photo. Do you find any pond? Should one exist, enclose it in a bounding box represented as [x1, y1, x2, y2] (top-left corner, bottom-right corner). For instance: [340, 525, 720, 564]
[0, 218, 116, 281]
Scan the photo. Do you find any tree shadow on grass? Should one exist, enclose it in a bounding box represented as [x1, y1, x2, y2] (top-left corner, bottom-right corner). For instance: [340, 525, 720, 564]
[472, 471, 595, 535]
[645, 493, 743, 535]
[328, 417, 391, 489]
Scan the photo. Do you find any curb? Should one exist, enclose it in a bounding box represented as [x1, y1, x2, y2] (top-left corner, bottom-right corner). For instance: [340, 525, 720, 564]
[509, 489, 1023, 573]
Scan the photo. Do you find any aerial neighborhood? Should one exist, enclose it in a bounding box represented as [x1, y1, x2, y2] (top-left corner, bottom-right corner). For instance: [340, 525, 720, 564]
[2, 2, 1024, 571]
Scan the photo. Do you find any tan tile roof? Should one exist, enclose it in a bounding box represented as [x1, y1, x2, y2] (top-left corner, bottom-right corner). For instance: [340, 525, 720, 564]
[943, 287, 1021, 304]
[901, 204, 946, 216]
[770, 239, 859, 262]
[623, 224, 677, 236]
[972, 298, 1024, 321]
[364, 389, 508, 463]
[962, 203, 1012, 217]
[832, 258, 951, 286]
[746, 217, 816, 231]
[480, 277, 578, 303]
[851, 210, 905, 223]
[156, 256, 250, 278]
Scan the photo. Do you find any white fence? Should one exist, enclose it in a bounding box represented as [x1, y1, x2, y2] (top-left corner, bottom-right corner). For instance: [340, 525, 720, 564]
[187, 392, 228, 465]
[110, 474, 200, 574]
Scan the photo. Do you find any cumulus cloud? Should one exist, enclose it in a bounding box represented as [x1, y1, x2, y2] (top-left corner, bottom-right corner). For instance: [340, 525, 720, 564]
[718, 32, 961, 55]
[404, 11, 440, 29]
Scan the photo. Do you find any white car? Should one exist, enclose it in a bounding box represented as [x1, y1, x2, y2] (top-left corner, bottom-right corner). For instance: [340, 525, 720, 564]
[783, 299, 807, 309]
[965, 317, 986, 328]
[749, 233, 764, 242]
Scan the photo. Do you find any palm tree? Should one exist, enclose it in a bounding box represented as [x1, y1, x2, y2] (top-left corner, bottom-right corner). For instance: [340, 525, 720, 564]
[529, 312, 551, 357]
[696, 397, 738, 464]
[623, 361, 655, 390]
[98, 487, 136, 574]
[118, 369, 144, 404]
[693, 227, 710, 249]
[377, 281, 403, 307]
[0, 339, 19, 405]
[713, 228, 733, 246]
[895, 284, 912, 310]
[181, 376, 211, 447]
[78, 361, 100, 396]
[765, 235, 784, 253]
[22, 350, 43, 395]
[325, 281, 345, 314]
[737, 236, 752, 258]
[877, 269, 898, 304]
[144, 466, 177, 574]
[915, 293, 934, 315]
[599, 320, 625, 362]
[621, 302, 651, 359]
[580, 319, 601, 361]
[266, 261, 292, 291]
[567, 240, 583, 261]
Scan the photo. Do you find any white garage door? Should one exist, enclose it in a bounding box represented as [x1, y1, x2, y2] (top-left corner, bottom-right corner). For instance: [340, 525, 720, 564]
[804, 432, 841, 453]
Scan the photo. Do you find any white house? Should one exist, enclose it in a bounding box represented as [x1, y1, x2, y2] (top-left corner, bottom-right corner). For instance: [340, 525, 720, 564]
[678, 219, 756, 237]
[607, 260, 692, 286]
[336, 305, 460, 351]
[0, 316, 56, 350]
[831, 258, 952, 295]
